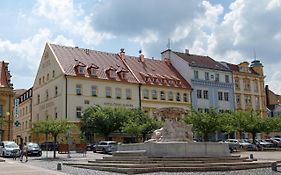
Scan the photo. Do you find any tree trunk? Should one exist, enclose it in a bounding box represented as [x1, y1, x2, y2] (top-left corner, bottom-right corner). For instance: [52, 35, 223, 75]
[53, 134, 57, 159]
[252, 132, 256, 144]
[203, 133, 208, 142]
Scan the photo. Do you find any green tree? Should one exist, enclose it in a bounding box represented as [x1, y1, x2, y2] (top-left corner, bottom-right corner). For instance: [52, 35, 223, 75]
[33, 119, 73, 158]
[185, 108, 220, 141]
[122, 109, 162, 142]
[80, 105, 129, 140]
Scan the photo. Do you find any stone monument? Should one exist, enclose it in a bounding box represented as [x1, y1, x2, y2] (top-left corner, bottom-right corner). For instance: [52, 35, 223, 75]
[118, 107, 230, 157]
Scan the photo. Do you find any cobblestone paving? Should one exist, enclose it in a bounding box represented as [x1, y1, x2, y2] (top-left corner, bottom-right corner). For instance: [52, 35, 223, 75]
[23, 151, 281, 175]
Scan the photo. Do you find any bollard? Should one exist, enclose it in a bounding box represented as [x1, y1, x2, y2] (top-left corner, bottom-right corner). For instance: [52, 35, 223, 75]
[272, 162, 277, 171]
[249, 154, 253, 159]
[57, 163, 62, 170]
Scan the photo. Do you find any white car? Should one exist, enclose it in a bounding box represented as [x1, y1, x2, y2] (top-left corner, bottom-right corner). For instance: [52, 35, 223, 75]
[0, 141, 21, 157]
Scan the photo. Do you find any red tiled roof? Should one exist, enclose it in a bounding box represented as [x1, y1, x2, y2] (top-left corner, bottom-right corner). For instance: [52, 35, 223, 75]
[49, 44, 191, 89]
[49, 44, 138, 83]
[226, 63, 259, 75]
[0, 61, 10, 88]
[174, 52, 229, 71]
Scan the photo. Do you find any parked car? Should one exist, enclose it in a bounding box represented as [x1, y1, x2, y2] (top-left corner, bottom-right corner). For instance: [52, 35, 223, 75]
[0, 141, 20, 157]
[265, 138, 281, 147]
[40, 141, 58, 151]
[224, 139, 240, 152]
[239, 139, 255, 150]
[257, 139, 273, 148]
[94, 141, 117, 154]
[87, 143, 96, 151]
[27, 142, 42, 156]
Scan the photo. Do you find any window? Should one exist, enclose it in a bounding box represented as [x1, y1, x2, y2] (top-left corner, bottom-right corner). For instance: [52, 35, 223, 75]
[52, 70, 55, 78]
[43, 76, 45, 83]
[84, 100, 90, 104]
[255, 96, 260, 107]
[176, 92, 181, 102]
[215, 74, 219, 82]
[91, 86, 98, 96]
[254, 81, 258, 92]
[79, 67, 85, 74]
[197, 90, 202, 99]
[39, 78, 41, 85]
[152, 90, 157, 99]
[225, 75, 230, 83]
[91, 69, 97, 76]
[235, 79, 240, 90]
[115, 88, 121, 99]
[76, 84, 82, 95]
[0, 105, 3, 117]
[54, 107, 58, 119]
[76, 107, 82, 118]
[244, 79, 251, 91]
[245, 95, 251, 105]
[37, 94, 40, 104]
[203, 90, 208, 99]
[236, 95, 241, 104]
[47, 73, 49, 81]
[46, 89, 49, 100]
[143, 89, 149, 99]
[224, 92, 229, 101]
[160, 91, 165, 100]
[194, 70, 199, 79]
[218, 92, 223, 101]
[106, 87, 112, 98]
[205, 72, 209, 80]
[183, 93, 188, 102]
[126, 89, 132, 100]
[204, 108, 209, 113]
[168, 91, 173, 101]
[55, 86, 58, 97]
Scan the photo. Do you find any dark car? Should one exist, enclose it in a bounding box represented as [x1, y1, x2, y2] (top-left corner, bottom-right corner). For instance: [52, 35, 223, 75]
[40, 141, 58, 151]
[87, 143, 96, 151]
[94, 141, 117, 154]
[27, 142, 42, 156]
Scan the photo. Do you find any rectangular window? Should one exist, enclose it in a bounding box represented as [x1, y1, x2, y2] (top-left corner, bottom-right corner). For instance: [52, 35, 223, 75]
[76, 107, 82, 118]
[55, 86, 58, 97]
[115, 88, 121, 99]
[152, 90, 157, 99]
[205, 72, 209, 80]
[244, 79, 251, 91]
[79, 67, 85, 74]
[84, 100, 90, 104]
[203, 90, 208, 99]
[245, 95, 252, 105]
[183, 93, 188, 102]
[160, 91, 165, 100]
[218, 92, 223, 101]
[197, 90, 202, 99]
[126, 89, 132, 100]
[215, 74, 220, 82]
[54, 107, 58, 119]
[143, 89, 149, 99]
[168, 91, 173, 101]
[37, 94, 40, 104]
[176, 92, 181, 102]
[106, 87, 112, 98]
[76, 84, 82, 95]
[235, 79, 240, 90]
[91, 85, 98, 96]
[236, 95, 241, 104]
[255, 96, 260, 107]
[91, 69, 97, 76]
[46, 90, 49, 100]
[225, 75, 230, 83]
[224, 92, 229, 101]
[254, 81, 258, 92]
[194, 70, 199, 79]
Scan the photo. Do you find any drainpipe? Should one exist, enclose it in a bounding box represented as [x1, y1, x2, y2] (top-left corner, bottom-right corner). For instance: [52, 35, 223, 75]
[138, 84, 142, 109]
[65, 75, 68, 119]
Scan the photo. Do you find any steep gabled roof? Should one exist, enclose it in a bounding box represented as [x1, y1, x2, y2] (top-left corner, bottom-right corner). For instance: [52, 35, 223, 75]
[225, 62, 259, 75]
[173, 52, 229, 71]
[49, 44, 138, 83]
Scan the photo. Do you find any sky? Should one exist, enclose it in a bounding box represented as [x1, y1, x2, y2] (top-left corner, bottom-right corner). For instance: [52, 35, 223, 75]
[0, 0, 281, 95]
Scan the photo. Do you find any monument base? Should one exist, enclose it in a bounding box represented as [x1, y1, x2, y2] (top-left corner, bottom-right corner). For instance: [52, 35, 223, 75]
[117, 142, 230, 157]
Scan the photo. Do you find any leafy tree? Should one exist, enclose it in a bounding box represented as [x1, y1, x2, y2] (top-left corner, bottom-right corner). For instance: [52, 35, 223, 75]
[184, 108, 220, 141]
[33, 119, 73, 158]
[80, 105, 129, 140]
[122, 109, 162, 142]
[217, 112, 237, 137]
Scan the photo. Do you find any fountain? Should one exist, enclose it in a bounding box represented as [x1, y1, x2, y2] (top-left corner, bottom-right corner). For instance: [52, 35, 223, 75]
[118, 107, 230, 157]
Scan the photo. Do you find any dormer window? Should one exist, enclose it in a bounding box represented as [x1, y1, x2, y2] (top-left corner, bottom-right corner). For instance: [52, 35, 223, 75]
[105, 66, 117, 79]
[79, 67, 85, 74]
[116, 67, 129, 80]
[74, 60, 86, 75]
[87, 64, 99, 77]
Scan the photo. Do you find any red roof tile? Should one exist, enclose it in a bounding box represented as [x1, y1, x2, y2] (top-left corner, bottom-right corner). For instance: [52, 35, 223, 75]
[49, 44, 191, 89]
[226, 63, 259, 75]
[0, 61, 10, 88]
[174, 52, 229, 71]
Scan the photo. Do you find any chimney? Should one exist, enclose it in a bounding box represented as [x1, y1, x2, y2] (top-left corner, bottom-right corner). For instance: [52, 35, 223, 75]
[185, 49, 189, 54]
[118, 48, 125, 60]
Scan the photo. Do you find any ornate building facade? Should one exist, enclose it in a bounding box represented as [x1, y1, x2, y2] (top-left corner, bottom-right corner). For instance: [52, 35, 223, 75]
[0, 61, 14, 141]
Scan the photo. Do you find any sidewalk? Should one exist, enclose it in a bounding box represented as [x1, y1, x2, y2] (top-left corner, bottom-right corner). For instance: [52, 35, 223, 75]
[0, 158, 69, 175]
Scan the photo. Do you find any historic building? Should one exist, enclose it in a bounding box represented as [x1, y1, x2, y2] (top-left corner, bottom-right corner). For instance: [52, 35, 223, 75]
[225, 60, 266, 116]
[0, 61, 14, 141]
[161, 49, 235, 112]
[32, 43, 192, 143]
[13, 88, 32, 143]
[265, 85, 281, 117]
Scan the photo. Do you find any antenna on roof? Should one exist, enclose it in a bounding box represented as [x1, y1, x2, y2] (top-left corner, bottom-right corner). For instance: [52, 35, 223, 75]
[167, 38, 171, 49]
[253, 48, 257, 61]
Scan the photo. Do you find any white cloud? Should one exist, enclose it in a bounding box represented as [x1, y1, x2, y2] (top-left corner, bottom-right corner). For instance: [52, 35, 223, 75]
[266, 0, 281, 10]
[32, 0, 113, 45]
[128, 30, 158, 52]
